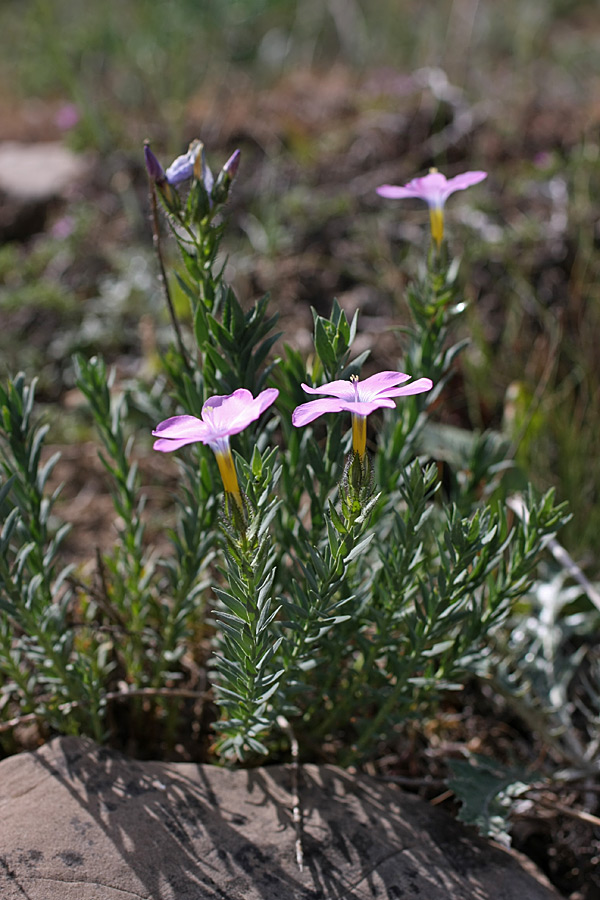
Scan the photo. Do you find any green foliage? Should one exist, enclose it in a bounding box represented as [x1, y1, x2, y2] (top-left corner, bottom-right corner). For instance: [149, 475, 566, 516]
[3, 0, 594, 154]
[447, 754, 536, 847]
[311, 300, 369, 383]
[0, 375, 107, 740]
[0, 140, 577, 837]
[211, 447, 284, 759]
[485, 564, 600, 775]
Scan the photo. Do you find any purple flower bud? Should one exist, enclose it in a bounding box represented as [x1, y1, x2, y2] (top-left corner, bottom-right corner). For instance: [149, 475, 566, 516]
[144, 142, 166, 183]
[223, 149, 241, 180]
[211, 149, 242, 205]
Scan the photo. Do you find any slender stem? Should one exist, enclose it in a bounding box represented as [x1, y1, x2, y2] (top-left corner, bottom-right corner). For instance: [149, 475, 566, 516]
[148, 181, 192, 371]
[311, 641, 377, 740]
[346, 636, 426, 763]
[343, 682, 406, 763]
[277, 716, 303, 872]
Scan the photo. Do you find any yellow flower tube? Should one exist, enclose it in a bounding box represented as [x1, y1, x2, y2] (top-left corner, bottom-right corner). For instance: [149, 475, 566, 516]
[214, 446, 243, 508]
[351, 414, 367, 460]
[429, 205, 444, 249]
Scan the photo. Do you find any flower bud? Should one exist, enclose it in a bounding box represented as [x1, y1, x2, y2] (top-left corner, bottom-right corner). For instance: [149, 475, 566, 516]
[223, 149, 241, 180]
[144, 142, 166, 184]
[211, 149, 241, 205]
[144, 141, 179, 210]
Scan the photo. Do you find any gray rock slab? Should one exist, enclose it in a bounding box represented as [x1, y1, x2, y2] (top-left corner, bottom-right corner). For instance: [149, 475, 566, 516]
[0, 142, 88, 201]
[0, 736, 561, 900]
[0, 141, 90, 239]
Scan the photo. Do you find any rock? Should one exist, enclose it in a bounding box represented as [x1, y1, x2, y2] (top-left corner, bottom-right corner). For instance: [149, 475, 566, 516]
[0, 736, 561, 900]
[0, 141, 89, 240]
[0, 141, 88, 202]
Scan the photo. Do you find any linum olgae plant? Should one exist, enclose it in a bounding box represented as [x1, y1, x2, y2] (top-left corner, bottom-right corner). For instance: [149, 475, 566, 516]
[0, 140, 565, 769]
[142, 141, 564, 760]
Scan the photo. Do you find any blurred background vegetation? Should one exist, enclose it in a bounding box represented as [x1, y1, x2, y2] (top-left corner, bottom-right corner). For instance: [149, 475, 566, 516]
[0, 0, 599, 560]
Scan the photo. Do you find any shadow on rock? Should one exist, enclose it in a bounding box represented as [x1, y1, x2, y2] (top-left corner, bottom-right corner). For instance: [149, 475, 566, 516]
[0, 736, 561, 900]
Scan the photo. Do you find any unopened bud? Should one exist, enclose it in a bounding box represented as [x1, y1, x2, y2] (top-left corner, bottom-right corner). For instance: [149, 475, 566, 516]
[144, 142, 166, 184]
[223, 149, 241, 180]
[144, 141, 179, 210]
[211, 149, 241, 205]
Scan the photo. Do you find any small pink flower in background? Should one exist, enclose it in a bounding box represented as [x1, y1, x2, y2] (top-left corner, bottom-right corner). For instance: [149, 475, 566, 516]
[55, 103, 80, 131]
[292, 371, 433, 459]
[533, 151, 552, 170]
[153, 388, 279, 504]
[51, 215, 75, 239]
[377, 169, 487, 247]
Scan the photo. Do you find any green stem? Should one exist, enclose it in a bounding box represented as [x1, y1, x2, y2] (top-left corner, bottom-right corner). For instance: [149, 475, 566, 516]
[346, 634, 426, 762]
[149, 181, 192, 370]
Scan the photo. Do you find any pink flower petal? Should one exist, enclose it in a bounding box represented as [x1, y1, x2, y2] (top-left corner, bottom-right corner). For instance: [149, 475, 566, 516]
[292, 398, 345, 427]
[256, 387, 280, 413]
[204, 389, 253, 434]
[443, 171, 487, 199]
[153, 436, 200, 453]
[337, 398, 397, 415]
[376, 184, 420, 200]
[300, 380, 356, 401]
[210, 388, 279, 436]
[356, 371, 412, 401]
[392, 377, 434, 396]
[152, 415, 208, 440]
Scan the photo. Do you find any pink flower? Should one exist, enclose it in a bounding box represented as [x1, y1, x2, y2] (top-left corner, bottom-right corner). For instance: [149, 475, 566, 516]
[377, 168, 487, 247]
[51, 215, 75, 239]
[292, 371, 433, 458]
[153, 388, 279, 502]
[55, 103, 79, 131]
